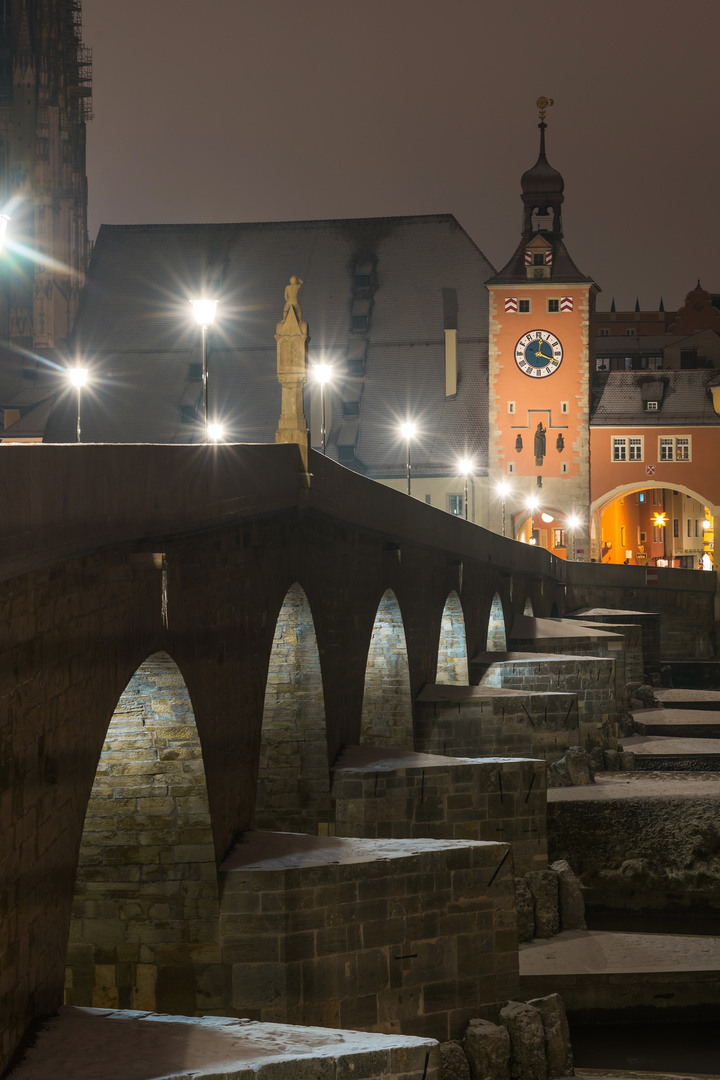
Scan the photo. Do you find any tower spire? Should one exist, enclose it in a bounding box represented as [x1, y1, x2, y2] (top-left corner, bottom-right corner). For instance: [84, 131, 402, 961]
[520, 97, 564, 240]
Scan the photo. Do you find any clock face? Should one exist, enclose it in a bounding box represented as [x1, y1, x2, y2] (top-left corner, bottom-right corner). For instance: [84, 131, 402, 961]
[515, 330, 563, 378]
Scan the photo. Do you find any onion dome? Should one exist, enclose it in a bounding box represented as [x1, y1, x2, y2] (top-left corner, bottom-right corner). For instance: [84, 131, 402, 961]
[521, 123, 565, 200]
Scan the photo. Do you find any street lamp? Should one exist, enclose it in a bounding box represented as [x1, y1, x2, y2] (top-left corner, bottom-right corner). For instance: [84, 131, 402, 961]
[68, 366, 88, 443]
[567, 514, 581, 562]
[207, 422, 224, 443]
[458, 458, 473, 520]
[496, 481, 510, 537]
[191, 298, 218, 439]
[527, 496, 538, 544]
[400, 421, 416, 496]
[312, 363, 333, 454]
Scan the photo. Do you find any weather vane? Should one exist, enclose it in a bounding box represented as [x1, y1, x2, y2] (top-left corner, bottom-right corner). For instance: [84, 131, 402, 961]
[536, 97, 554, 122]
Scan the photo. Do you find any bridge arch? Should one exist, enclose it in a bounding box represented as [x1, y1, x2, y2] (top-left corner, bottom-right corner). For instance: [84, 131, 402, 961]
[255, 582, 330, 834]
[65, 651, 221, 1017]
[360, 588, 413, 748]
[486, 593, 507, 652]
[435, 590, 469, 684]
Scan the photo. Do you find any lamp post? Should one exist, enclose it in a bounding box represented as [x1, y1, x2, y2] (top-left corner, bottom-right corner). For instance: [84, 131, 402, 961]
[458, 458, 473, 520]
[207, 422, 224, 443]
[68, 367, 88, 443]
[191, 298, 218, 439]
[400, 421, 416, 497]
[312, 363, 333, 454]
[527, 496, 538, 544]
[497, 481, 510, 537]
[567, 514, 580, 562]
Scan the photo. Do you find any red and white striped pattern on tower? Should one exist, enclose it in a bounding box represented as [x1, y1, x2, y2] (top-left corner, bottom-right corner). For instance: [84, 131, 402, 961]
[524, 250, 532, 265]
[505, 297, 518, 313]
[560, 296, 573, 312]
[545, 250, 553, 264]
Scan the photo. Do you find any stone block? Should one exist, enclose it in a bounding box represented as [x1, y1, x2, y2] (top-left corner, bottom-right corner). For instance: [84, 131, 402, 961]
[527, 993, 573, 1078]
[603, 749, 620, 771]
[463, 1017, 511, 1080]
[440, 1039, 471, 1080]
[620, 752, 636, 771]
[514, 878, 535, 943]
[549, 860, 586, 931]
[525, 871, 559, 939]
[499, 1001, 547, 1080]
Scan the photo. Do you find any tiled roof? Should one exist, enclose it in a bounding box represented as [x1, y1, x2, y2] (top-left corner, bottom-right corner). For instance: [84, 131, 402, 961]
[487, 237, 595, 286]
[590, 370, 720, 426]
[44, 215, 495, 476]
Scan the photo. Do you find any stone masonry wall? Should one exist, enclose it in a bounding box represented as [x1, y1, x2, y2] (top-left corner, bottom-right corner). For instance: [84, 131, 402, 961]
[255, 584, 331, 834]
[332, 757, 547, 875]
[65, 653, 224, 1017]
[478, 656, 618, 749]
[415, 689, 581, 763]
[435, 591, 469, 684]
[510, 631, 630, 711]
[360, 590, 414, 749]
[219, 837, 519, 1042]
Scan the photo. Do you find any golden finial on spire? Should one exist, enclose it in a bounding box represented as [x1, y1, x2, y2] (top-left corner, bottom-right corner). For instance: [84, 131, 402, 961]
[536, 97, 554, 122]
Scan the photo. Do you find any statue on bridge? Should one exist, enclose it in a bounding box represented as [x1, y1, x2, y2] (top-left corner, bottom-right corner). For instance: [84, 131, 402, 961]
[282, 275, 304, 324]
[276, 276, 310, 471]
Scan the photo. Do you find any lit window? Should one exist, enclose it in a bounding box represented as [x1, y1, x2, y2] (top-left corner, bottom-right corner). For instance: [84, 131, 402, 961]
[658, 436, 691, 462]
[548, 299, 560, 313]
[553, 529, 566, 548]
[518, 299, 531, 313]
[676, 437, 690, 461]
[449, 494, 463, 516]
[613, 438, 627, 461]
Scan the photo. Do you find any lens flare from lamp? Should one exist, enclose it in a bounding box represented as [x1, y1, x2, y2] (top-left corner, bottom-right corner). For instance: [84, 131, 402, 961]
[652, 512, 668, 528]
[191, 298, 218, 326]
[496, 481, 510, 497]
[527, 497, 538, 511]
[207, 422, 224, 442]
[69, 367, 88, 388]
[567, 515, 580, 530]
[312, 363, 333, 385]
[400, 421, 416, 440]
[703, 519, 711, 530]
[458, 457, 473, 475]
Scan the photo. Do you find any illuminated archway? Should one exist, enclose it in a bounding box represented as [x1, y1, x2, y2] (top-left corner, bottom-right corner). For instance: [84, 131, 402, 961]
[486, 593, 507, 652]
[436, 590, 469, 684]
[513, 505, 569, 556]
[360, 589, 413, 748]
[592, 482, 717, 568]
[523, 597, 534, 616]
[256, 583, 330, 833]
[66, 652, 220, 1017]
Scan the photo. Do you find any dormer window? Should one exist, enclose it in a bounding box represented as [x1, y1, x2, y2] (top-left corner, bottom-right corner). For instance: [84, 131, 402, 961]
[646, 400, 658, 411]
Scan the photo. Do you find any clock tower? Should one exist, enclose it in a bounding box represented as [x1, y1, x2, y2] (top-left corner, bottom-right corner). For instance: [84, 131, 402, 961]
[486, 99, 598, 559]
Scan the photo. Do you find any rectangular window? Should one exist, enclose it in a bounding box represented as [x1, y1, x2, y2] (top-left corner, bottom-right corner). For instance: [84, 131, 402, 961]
[673, 519, 679, 538]
[533, 253, 544, 266]
[625, 328, 635, 336]
[613, 437, 627, 461]
[553, 529, 565, 548]
[629, 437, 643, 461]
[351, 315, 368, 332]
[560, 401, 569, 414]
[676, 437, 690, 461]
[660, 438, 674, 461]
[507, 462, 515, 474]
[640, 531, 647, 543]
[508, 401, 516, 414]
[355, 274, 371, 290]
[561, 462, 568, 474]
[620, 526, 626, 547]
[547, 299, 560, 313]
[425, 494, 432, 505]
[654, 526, 660, 543]
[687, 519, 691, 538]
[695, 519, 699, 537]
[518, 299, 531, 313]
[599, 327, 610, 336]
[449, 494, 463, 516]
[646, 401, 658, 411]
[652, 490, 657, 505]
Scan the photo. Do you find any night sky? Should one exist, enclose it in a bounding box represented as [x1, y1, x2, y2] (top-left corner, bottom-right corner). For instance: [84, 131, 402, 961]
[83, 0, 719, 311]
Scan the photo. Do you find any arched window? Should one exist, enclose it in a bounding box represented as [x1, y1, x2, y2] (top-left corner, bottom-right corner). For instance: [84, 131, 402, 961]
[436, 590, 468, 684]
[360, 589, 413, 748]
[486, 593, 507, 652]
[256, 583, 330, 833]
[66, 652, 220, 1017]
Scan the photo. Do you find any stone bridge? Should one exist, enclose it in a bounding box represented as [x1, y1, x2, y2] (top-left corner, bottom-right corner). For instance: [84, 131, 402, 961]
[1, 442, 717, 1071]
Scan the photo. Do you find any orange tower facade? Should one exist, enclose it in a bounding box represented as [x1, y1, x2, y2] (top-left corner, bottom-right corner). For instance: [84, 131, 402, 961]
[486, 100, 598, 559]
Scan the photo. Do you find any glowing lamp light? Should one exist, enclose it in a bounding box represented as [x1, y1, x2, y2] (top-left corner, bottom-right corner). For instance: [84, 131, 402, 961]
[567, 514, 581, 530]
[541, 513, 554, 524]
[527, 497, 538, 511]
[191, 298, 218, 327]
[68, 367, 88, 388]
[458, 457, 473, 475]
[312, 362, 333, 385]
[207, 422, 224, 442]
[0, 212, 10, 253]
[400, 421, 417, 440]
[653, 512, 668, 528]
[702, 519, 711, 530]
[529, 537, 537, 545]
[496, 481, 510, 497]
